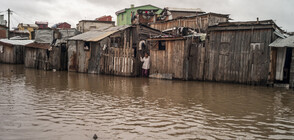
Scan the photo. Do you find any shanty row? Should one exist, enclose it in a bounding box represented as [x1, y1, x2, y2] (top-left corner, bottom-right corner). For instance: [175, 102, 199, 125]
[0, 5, 293, 88]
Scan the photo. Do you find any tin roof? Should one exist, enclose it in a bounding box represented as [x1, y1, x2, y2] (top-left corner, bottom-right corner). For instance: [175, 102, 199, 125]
[0, 39, 34, 46]
[69, 25, 131, 42]
[207, 20, 283, 32]
[19, 23, 39, 28]
[269, 36, 294, 48]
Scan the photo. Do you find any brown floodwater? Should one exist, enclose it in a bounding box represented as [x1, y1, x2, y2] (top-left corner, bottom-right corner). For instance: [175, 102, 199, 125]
[0, 64, 294, 140]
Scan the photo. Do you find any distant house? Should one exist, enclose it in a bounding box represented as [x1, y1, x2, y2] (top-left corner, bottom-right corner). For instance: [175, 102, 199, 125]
[76, 20, 115, 33]
[35, 21, 48, 29]
[0, 39, 33, 64]
[68, 24, 162, 76]
[159, 7, 205, 21]
[96, 15, 112, 21]
[17, 23, 39, 40]
[115, 4, 162, 26]
[52, 22, 71, 29]
[0, 25, 8, 39]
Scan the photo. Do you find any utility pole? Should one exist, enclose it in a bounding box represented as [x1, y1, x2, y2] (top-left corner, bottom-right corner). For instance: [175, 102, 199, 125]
[7, 8, 11, 39]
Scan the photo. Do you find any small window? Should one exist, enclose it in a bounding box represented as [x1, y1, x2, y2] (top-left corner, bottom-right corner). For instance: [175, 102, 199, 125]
[111, 37, 121, 48]
[84, 42, 90, 51]
[251, 43, 262, 51]
[158, 41, 166, 50]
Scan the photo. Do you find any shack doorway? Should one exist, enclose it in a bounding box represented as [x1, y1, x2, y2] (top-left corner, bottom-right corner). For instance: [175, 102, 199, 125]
[275, 47, 292, 83]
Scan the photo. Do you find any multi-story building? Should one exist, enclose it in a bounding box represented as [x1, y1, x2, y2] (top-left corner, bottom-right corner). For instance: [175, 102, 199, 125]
[115, 4, 162, 26]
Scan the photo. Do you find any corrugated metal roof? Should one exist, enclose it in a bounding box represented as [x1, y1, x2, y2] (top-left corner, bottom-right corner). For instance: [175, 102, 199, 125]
[0, 39, 34, 46]
[269, 36, 294, 48]
[69, 25, 131, 42]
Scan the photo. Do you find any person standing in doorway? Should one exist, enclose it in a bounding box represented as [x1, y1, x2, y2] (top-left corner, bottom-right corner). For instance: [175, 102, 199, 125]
[140, 52, 150, 77]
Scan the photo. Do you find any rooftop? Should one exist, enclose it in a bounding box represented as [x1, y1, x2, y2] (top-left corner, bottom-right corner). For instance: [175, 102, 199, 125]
[269, 36, 294, 48]
[208, 20, 283, 32]
[18, 23, 39, 28]
[69, 25, 131, 41]
[0, 39, 34, 46]
[115, 4, 161, 15]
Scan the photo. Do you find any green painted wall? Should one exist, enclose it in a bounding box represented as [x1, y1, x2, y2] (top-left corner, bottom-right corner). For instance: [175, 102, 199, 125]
[117, 5, 162, 26]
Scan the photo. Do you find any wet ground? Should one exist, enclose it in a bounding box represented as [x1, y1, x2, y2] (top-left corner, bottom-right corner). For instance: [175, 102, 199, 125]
[0, 64, 294, 140]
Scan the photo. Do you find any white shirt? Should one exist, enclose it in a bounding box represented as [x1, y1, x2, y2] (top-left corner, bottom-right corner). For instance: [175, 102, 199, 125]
[140, 56, 150, 69]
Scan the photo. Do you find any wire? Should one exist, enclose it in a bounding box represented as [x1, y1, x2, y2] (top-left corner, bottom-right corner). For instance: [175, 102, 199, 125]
[13, 11, 37, 24]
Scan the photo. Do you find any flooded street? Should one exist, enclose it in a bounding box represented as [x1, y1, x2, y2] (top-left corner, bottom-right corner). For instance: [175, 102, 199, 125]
[0, 64, 294, 140]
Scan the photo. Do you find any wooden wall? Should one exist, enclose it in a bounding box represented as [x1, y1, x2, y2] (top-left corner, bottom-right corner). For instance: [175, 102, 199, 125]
[49, 45, 67, 71]
[187, 41, 205, 80]
[204, 28, 274, 85]
[150, 14, 228, 32]
[70, 25, 162, 76]
[0, 45, 24, 64]
[150, 40, 186, 79]
[24, 48, 49, 70]
[88, 41, 103, 74]
[100, 29, 136, 76]
[149, 37, 205, 80]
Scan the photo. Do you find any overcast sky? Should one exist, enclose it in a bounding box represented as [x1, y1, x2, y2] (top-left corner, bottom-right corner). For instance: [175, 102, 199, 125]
[0, 0, 293, 31]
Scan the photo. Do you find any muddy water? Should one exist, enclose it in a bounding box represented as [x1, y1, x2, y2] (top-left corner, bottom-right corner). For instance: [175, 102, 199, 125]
[0, 64, 294, 140]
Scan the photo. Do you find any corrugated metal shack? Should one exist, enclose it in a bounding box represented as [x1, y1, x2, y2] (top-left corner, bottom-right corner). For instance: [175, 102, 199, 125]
[68, 24, 162, 76]
[0, 39, 34, 64]
[204, 20, 282, 85]
[150, 12, 230, 32]
[24, 42, 51, 70]
[148, 28, 206, 80]
[24, 29, 54, 70]
[24, 29, 78, 70]
[269, 36, 294, 87]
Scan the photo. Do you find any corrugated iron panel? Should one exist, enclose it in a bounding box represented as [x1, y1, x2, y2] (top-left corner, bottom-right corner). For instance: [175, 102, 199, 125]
[269, 36, 294, 48]
[0, 39, 34, 46]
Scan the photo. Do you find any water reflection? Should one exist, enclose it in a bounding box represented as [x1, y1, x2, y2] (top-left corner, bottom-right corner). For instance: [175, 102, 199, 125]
[0, 64, 294, 140]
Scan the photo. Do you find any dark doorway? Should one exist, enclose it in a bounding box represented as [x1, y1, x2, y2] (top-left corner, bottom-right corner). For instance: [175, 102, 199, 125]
[282, 48, 292, 83]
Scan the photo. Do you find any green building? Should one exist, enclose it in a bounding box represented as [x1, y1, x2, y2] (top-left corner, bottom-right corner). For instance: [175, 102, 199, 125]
[115, 4, 162, 26]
